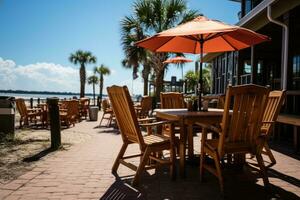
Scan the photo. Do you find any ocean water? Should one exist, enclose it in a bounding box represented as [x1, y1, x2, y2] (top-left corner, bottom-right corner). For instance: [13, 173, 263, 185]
[0, 92, 97, 100]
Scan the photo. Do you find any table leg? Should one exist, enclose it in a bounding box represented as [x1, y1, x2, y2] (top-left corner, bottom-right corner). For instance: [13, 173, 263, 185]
[179, 119, 186, 178]
[187, 124, 194, 159]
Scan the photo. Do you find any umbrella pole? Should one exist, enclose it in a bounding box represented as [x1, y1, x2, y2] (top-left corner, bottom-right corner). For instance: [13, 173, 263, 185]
[198, 36, 204, 111]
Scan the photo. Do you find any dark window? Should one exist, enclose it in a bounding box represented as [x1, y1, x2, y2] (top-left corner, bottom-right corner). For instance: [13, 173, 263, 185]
[245, 0, 252, 15]
[292, 55, 300, 90]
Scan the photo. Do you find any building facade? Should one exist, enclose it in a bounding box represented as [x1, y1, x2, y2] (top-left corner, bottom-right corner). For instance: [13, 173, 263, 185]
[205, 0, 300, 115]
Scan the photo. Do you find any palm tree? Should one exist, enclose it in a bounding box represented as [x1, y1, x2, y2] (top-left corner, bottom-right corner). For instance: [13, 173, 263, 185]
[69, 50, 97, 97]
[94, 64, 111, 109]
[184, 70, 198, 93]
[121, 16, 150, 95]
[120, 0, 199, 99]
[87, 75, 99, 106]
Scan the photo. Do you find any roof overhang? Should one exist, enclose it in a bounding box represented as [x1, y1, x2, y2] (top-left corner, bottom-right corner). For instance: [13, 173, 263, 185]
[204, 0, 300, 62]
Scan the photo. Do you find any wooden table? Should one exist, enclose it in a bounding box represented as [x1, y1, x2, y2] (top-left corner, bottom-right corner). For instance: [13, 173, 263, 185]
[277, 114, 300, 152]
[155, 108, 224, 177]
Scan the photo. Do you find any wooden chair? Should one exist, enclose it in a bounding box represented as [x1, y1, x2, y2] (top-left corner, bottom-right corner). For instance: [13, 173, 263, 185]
[136, 96, 153, 119]
[107, 85, 176, 186]
[261, 90, 286, 167]
[160, 92, 185, 109]
[60, 100, 79, 127]
[16, 98, 42, 128]
[160, 92, 192, 155]
[202, 94, 225, 109]
[196, 84, 270, 194]
[99, 98, 114, 127]
[79, 98, 90, 119]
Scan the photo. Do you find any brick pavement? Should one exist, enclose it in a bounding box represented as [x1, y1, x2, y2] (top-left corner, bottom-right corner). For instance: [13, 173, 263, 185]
[0, 114, 299, 200]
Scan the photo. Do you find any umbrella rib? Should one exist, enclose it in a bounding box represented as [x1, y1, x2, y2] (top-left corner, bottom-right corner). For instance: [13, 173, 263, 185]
[193, 39, 198, 54]
[183, 35, 199, 41]
[205, 32, 227, 41]
[220, 35, 238, 51]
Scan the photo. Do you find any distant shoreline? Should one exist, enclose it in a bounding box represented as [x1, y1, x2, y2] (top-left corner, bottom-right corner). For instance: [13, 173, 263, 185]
[0, 89, 94, 96]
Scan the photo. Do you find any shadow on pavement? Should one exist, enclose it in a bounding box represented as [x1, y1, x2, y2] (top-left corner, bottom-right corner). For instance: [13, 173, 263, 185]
[22, 147, 56, 162]
[100, 179, 145, 200]
[101, 164, 300, 200]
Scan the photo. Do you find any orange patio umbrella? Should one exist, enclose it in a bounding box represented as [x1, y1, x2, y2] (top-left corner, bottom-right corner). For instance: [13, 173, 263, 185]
[136, 16, 270, 110]
[163, 56, 193, 80]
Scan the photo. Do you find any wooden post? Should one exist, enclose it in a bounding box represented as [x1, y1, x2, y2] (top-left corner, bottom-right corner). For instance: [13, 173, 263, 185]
[97, 96, 100, 110]
[30, 98, 33, 108]
[37, 98, 40, 105]
[47, 97, 61, 150]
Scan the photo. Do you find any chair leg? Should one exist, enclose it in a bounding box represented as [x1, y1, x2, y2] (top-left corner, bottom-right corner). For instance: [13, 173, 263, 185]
[170, 143, 176, 180]
[200, 150, 205, 182]
[264, 143, 276, 166]
[112, 142, 128, 173]
[132, 147, 151, 186]
[99, 113, 105, 126]
[256, 153, 269, 187]
[213, 151, 224, 194]
[187, 125, 194, 159]
[200, 128, 207, 182]
[108, 114, 113, 127]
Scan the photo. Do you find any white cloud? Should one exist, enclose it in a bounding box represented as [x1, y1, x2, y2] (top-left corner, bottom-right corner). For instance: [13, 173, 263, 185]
[0, 57, 81, 92]
[119, 77, 144, 96]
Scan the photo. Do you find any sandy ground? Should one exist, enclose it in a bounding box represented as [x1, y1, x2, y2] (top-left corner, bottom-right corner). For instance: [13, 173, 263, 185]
[0, 125, 96, 184]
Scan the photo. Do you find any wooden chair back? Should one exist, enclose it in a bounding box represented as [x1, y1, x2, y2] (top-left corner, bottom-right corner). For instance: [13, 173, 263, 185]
[60, 100, 68, 110]
[219, 84, 270, 156]
[16, 98, 28, 117]
[107, 85, 145, 148]
[70, 100, 80, 118]
[261, 90, 286, 135]
[160, 92, 185, 109]
[102, 99, 111, 112]
[80, 98, 90, 109]
[139, 96, 152, 118]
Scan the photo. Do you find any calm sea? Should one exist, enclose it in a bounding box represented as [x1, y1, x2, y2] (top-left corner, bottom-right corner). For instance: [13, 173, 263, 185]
[0, 92, 98, 100]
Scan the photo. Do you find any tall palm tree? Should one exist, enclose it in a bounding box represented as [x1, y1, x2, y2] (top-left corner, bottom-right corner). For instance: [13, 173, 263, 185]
[120, 0, 199, 99]
[69, 50, 97, 97]
[94, 64, 111, 109]
[121, 16, 150, 95]
[87, 75, 99, 106]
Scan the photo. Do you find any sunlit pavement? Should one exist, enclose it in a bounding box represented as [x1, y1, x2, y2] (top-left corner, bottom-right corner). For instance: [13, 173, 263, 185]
[0, 112, 299, 200]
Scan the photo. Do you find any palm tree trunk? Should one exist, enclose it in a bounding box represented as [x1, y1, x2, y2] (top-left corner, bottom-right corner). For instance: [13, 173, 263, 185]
[80, 64, 86, 98]
[142, 65, 150, 96]
[155, 70, 165, 101]
[99, 74, 104, 110]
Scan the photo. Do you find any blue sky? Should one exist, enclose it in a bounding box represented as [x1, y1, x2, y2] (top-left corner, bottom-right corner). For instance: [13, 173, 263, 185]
[0, 0, 240, 95]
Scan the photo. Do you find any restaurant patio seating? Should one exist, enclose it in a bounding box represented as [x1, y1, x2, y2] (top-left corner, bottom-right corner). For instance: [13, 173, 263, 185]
[135, 96, 153, 119]
[261, 90, 286, 167]
[195, 84, 270, 194]
[160, 92, 185, 109]
[79, 97, 90, 119]
[160, 92, 195, 154]
[16, 98, 42, 128]
[99, 98, 114, 127]
[107, 85, 176, 186]
[60, 100, 80, 127]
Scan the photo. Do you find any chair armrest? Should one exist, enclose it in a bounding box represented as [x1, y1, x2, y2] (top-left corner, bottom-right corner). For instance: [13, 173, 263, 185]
[262, 121, 275, 124]
[140, 120, 175, 128]
[138, 117, 156, 123]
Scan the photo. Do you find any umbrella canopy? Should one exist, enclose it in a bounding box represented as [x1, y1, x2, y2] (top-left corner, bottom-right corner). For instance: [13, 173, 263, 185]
[163, 56, 193, 81]
[163, 56, 193, 64]
[136, 16, 270, 110]
[136, 16, 270, 54]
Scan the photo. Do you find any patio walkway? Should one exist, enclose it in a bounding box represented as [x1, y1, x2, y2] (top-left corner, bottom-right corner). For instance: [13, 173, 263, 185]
[0, 113, 299, 200]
